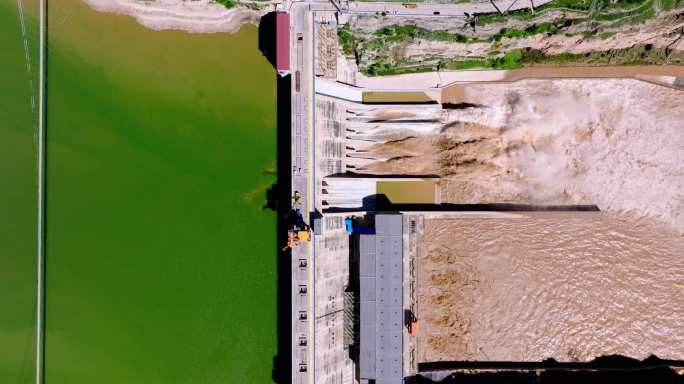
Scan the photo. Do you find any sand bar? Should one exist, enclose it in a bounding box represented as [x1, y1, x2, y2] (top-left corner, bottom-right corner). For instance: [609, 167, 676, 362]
[82, 0, 271, 33]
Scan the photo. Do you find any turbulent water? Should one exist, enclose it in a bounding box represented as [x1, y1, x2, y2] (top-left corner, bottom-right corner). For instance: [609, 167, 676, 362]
[417, 213, 684, 363]
[359, 79, 684, 232]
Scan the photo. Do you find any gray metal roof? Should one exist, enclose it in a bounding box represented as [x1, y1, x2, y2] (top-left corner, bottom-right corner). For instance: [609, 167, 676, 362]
[359, 214, 404, 384]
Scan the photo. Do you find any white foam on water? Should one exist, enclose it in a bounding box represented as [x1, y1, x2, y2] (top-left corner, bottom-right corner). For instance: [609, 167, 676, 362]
[463, 79, 684, 231]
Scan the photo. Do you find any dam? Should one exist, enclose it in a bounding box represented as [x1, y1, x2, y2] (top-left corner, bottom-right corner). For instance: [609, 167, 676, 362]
[278, 1, 684, 383]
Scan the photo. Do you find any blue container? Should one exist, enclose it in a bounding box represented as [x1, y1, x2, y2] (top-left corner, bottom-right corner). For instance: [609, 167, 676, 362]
[345, 218, 376, 234]
[344, 218, 353, 233]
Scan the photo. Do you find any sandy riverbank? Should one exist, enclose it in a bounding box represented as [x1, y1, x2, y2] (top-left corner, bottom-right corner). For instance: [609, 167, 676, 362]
[82, 0, 269, 33]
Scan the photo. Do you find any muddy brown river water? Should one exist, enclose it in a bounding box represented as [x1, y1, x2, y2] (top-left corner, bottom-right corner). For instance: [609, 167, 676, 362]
[417, 212, 684, 363]
[361, 78, 684, 231]
[347, 75, 684, 363]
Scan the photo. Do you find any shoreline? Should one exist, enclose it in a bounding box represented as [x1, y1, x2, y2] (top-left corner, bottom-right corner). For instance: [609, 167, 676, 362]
[81, 0, 271, 33]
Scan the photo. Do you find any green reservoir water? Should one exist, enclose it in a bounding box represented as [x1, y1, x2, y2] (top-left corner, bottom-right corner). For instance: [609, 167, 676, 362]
[0, 0, 38, 383]
[3, 0, 279, 381]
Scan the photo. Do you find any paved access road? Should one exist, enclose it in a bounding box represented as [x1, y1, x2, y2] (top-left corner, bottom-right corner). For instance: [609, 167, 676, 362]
[348, 0, 554, 17]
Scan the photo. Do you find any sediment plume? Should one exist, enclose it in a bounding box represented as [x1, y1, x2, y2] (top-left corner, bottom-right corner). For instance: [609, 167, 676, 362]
[417, 213, 684, 362]
[359, 79, 684, 231]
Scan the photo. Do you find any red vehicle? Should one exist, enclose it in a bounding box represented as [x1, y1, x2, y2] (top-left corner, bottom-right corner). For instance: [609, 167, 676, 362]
[276, 12, 290, 75]
[295, 71, 301, 92]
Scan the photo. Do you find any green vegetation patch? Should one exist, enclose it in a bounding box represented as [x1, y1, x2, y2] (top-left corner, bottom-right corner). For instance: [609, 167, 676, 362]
[373, 24, 475, 43]
[361, 45, 682, 76]
[488, 19, 574, 41]
[662, 0, 684, 10]
[474, 0, 657, 27]
[215, 0, 236, 9]
[365, 60, 438, 76]
[338, 25, 359, 56]
[339, 24, 481, 67]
